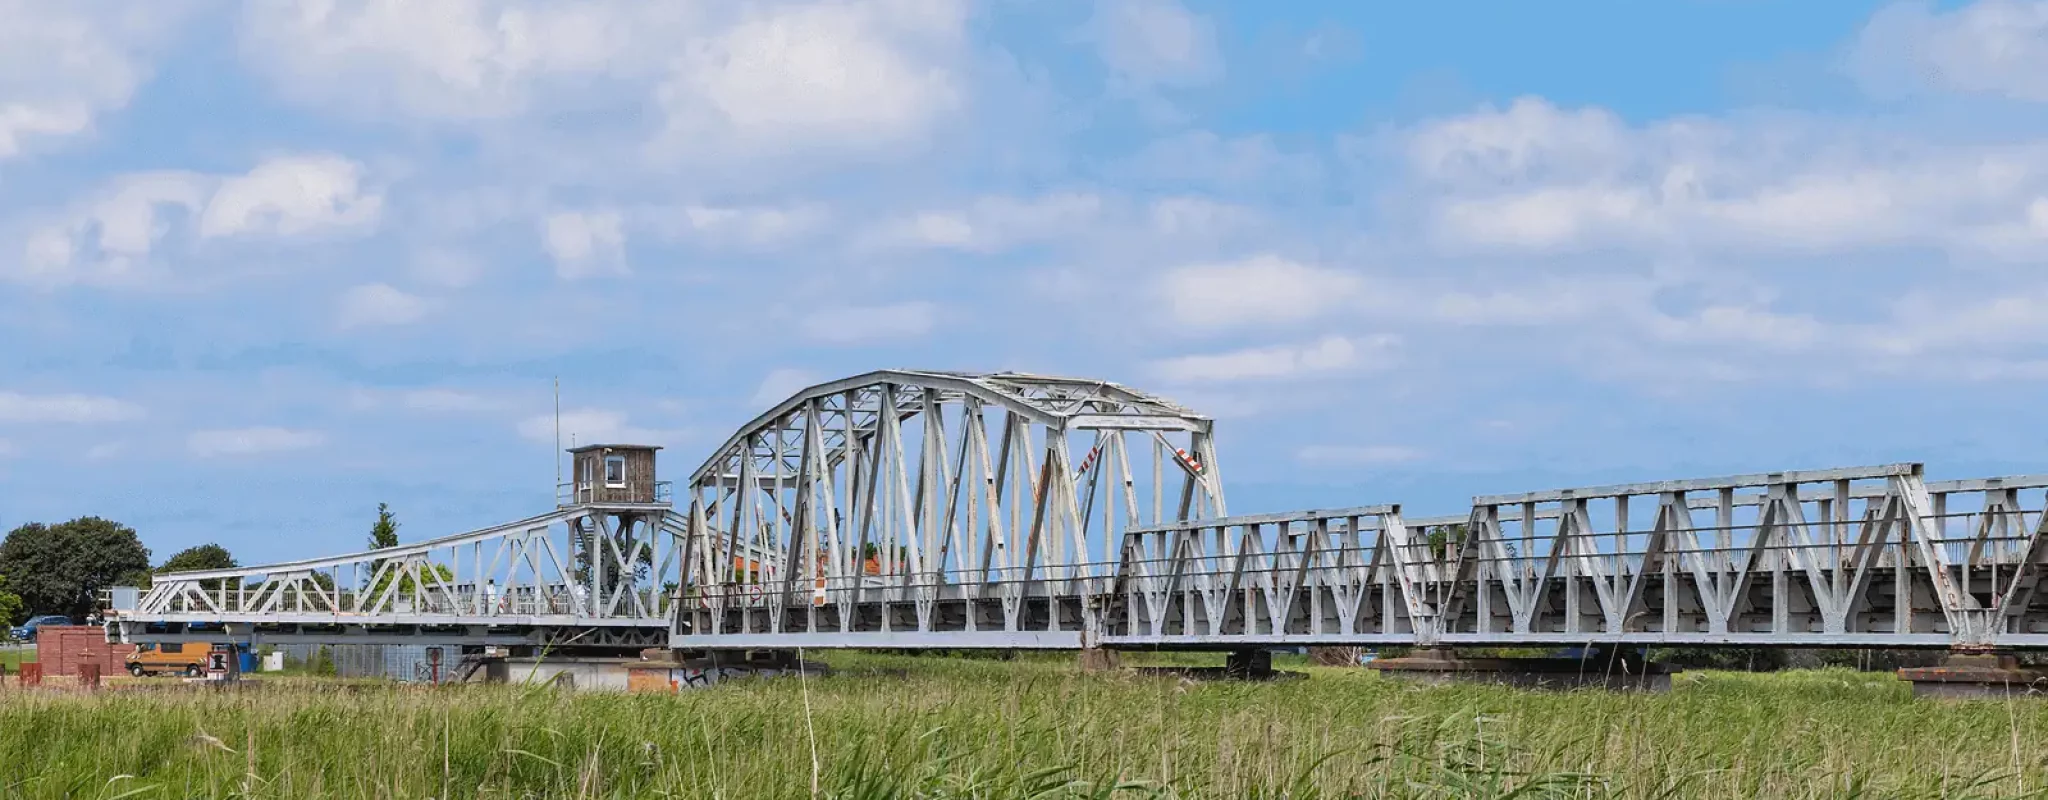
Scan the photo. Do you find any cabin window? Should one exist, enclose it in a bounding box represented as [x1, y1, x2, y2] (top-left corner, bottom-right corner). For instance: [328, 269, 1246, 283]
[604, 455, 626, 487]
[162, 643, 184, 654]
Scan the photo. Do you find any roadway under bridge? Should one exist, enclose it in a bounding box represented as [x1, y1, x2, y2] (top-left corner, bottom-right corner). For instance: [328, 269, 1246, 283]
[116, 369, 2048, 666]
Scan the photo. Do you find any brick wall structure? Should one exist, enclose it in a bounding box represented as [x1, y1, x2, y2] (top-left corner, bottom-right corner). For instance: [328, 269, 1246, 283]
[35, 626, 135, 677]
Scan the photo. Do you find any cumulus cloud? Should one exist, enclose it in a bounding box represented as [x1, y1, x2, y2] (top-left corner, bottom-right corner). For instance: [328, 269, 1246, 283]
[541, 209, 627, 279]
[188, 427, 327, 457]
[1149, 335, 1399, 383]
[0, 1, 187, 159]
[1084, 0, 1220, 88]
[1849, 0, 2048, 102]
[865, 193, 1103, 253]
[1158, 256, 1367, 330]
[0, 391, 144, 424]
[8, 155, 383, 288]
[336, 283, 432, 329]
[653, 0, 969, 162]
[798, 302, 938, 344]
[237, 0, 675, 121]
[1404, 96, 2048, 258]
[198, 154, 383, 239]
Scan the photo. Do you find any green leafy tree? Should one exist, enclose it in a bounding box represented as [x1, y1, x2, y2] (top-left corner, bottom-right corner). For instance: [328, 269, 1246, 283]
[0, 517, 151, 620]
[158, 543, 237, 574]
[151, 544, 240, 591]
[366, 563, 456, 605]
[0, 573, 24, 627]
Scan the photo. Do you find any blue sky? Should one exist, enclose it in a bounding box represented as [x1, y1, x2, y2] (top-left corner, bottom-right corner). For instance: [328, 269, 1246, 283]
[3, 0, 2044, 566]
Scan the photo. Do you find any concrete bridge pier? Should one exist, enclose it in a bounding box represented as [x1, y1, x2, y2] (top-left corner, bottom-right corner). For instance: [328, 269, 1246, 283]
[1898, 651, 2048, 698]
[1372, 646, 1677, 691]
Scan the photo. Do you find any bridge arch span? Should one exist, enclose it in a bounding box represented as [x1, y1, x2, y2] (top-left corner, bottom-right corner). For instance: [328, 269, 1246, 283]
[677, 369, 1228, 645]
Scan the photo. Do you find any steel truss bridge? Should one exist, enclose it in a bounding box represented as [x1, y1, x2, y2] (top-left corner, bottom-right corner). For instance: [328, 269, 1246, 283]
[117, 369, 2048, 656]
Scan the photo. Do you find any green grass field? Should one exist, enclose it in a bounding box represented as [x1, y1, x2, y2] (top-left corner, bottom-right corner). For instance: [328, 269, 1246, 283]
[3, 652, 2046, 799]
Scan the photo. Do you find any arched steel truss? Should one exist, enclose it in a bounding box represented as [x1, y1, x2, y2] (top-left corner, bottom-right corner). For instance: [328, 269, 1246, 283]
[674, 370, 1226, 648]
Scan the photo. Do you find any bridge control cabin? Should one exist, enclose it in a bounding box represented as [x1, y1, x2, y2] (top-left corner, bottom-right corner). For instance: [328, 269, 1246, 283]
[564, 444, 669, 506]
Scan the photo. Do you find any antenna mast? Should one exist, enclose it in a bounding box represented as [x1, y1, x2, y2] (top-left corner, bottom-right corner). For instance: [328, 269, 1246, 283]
[554, 377, 562, 492]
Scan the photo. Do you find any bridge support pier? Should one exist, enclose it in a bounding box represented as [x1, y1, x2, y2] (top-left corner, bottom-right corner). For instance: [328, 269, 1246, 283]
[1372, 647, 1676, 692]
[1898, 651, 2048, 698]
[1077, 647, 1121, 673]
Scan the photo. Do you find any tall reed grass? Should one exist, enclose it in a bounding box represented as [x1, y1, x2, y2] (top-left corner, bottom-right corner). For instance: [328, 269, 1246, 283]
[2, 653, 2046, 799]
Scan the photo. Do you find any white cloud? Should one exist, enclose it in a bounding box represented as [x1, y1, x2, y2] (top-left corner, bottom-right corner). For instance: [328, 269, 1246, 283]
[1149, 335, 1398, 383]
[1158, 255, 1367, 330]
[0, 2, 184, 159]
[657, 204, 828, 250]
[518, 408, 675, 446]
[653, 0, 969, 162]
[336, 283, 432, 329]
[8, 155, 382, 288]
[867, 193, 1102, 253]
[84, 442, 124, 461]
[1405, 96, 2048, 257]
[1296, 445, 1424, 466]
[1849, 0, 2048, 103]
[238, 0, 676, 121]
[798, 302, 938, 344]
[188, 427, 327, 457]
[198, 154, 383, 239]
[1085, 0, 1220, 88]
[542, 209, 627, 279]
[0, 391, 144, 424]
[10, 171, 209, 287]
[752, 368, 823, 407]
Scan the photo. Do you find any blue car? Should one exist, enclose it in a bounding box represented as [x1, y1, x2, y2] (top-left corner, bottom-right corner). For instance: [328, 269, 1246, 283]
[9, 615, 71, 643]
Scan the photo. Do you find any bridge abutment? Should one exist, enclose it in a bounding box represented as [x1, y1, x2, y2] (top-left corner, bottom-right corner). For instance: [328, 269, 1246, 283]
[1372, 647, 1677, 691]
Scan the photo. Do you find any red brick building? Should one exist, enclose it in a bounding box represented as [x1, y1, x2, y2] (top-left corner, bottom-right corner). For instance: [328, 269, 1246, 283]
[35, 626, 135, 677]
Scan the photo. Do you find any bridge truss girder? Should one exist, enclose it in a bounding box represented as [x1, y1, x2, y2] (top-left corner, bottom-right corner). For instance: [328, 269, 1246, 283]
[1103, 465, 2048, 650]
[117, 504, 687, 650]
[675, 370, 1225, 647]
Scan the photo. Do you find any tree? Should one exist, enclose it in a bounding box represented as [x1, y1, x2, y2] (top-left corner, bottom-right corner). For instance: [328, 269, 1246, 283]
[158, 543, 238, 574]
[368, 503, 400, 550]
[0, 573, 24, 627]
[0, 517, 152, 621]
[367, 502, 401, 579]
[1422, 523, 1469, 561]
[150, 543, 240, 592]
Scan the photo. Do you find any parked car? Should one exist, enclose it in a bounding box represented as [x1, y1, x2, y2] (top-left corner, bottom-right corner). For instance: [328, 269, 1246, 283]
[8, 615, 71, 643]
[124, 642, 209, 677]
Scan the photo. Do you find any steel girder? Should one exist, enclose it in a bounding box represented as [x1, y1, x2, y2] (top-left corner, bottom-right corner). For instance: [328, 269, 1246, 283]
[675, 370, 1225, 648]
[1100, 465, 2048, 650]
[115, 504, 688, 648]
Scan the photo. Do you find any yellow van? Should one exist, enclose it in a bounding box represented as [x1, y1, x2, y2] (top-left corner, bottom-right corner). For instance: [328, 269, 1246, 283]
[124, 643, 209, 677]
